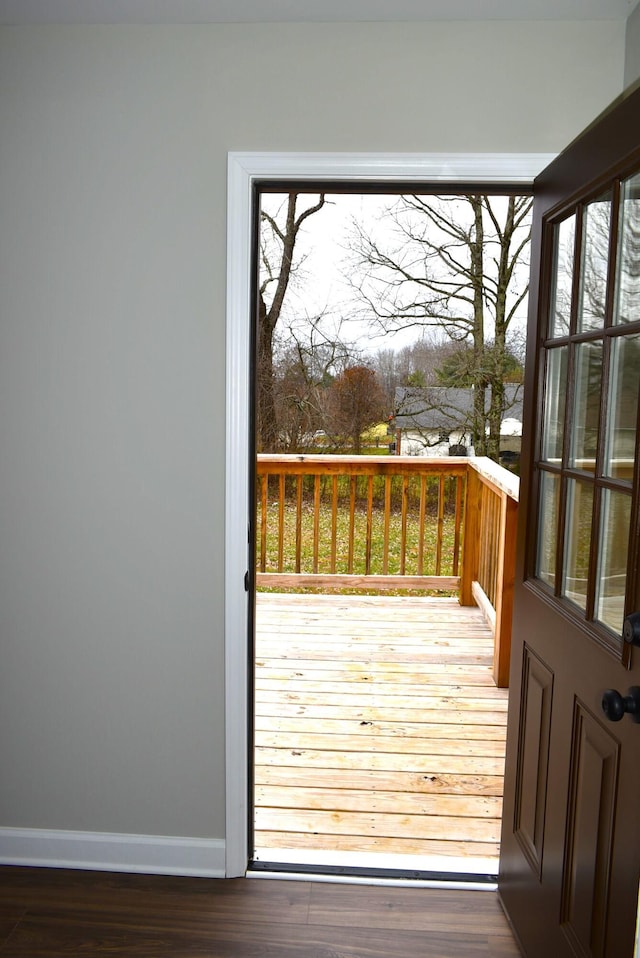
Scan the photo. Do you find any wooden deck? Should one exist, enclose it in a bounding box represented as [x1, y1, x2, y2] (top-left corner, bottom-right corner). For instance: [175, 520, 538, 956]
[253, 592, 509, 875]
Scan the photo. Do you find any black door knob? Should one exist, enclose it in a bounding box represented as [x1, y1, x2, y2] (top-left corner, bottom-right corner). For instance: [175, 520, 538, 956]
[601, 687, 640, 722]
[623, 612, 640, 647]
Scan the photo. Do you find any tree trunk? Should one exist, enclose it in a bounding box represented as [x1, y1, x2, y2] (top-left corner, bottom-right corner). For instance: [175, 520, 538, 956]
[470, 197, 487, 455]
[488, 196, 516, 462]
[257, 193, 326, 451]
[257, 293, 278, 452]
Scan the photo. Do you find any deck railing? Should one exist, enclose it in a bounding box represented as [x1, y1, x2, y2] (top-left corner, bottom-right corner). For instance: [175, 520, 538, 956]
[255, 454, 519, 687]
[461, 458, 519, 688]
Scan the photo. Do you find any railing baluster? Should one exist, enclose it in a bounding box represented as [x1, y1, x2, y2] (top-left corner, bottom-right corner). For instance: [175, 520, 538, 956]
[313, 474, 321, 574]
[295, 475, 302, 574]
[260, 473, 267, 573]
[461, 466, 481, 607]
[453, 476, 463, 576]
[278, 474, 285, 573]
[365, 475, 373, 575]
[331, 475, 338, 575]
[490, 491, 499, 603]
[400, 476, 408, 576]
[478, 484, 488, 593]
[348, 474, 356, 574]
[436, 474, 445, 576]
[417, 475, 427, 576]
[382, 476, 391, 575]
[492, 493, 500, 604]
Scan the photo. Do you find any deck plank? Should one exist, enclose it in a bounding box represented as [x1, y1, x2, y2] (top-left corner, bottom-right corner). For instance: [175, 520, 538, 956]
[256, 719, 507, 744]
[257, 832, 501, 858]
[255, 747, 506, 780]
[255, 807, 501, 842]
[257, 690, 508, 711]
[253, 592, 508, 869]
[256, 785, 502, 818]
[255, 763, 504, 795]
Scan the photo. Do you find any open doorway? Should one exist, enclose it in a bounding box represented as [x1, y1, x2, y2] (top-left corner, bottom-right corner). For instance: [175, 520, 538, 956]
[250, 184, 529, 880]
[223, 153, 554, 882]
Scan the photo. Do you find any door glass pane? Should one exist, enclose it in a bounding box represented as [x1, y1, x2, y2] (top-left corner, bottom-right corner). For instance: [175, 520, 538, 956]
[577, 194, 611, 333]
[549, 215, 575, 337]
[615, 172, 640, 325]
[595, 488, 630, 634]
[604, 334, 640, 480]
[563, 478, 593, 612]
[569, 341, 602, 473]
[536, 471, 560, 588]
[541, 346, 568, 463]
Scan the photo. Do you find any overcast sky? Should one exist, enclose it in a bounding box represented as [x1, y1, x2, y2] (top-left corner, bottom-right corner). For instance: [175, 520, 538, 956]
[260, 191, 532, 360]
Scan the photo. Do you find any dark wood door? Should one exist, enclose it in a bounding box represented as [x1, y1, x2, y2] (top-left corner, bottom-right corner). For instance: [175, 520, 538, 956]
[499, 87, 640, 958]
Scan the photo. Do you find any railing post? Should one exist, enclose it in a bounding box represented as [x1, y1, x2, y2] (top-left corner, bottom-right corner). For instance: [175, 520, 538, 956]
[493, 493, 517, 688]
[460, 464, 481, 607]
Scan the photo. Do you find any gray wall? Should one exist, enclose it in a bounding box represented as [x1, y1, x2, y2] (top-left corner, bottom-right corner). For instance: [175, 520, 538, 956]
[0, 21, 626, 847]
[625, 1, 640, 87]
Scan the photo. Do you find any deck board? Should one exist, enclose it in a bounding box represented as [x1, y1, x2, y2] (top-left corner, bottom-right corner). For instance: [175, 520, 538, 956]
[253, 592, 508, 870]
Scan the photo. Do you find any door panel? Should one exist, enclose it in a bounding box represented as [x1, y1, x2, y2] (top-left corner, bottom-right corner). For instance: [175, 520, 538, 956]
[512, 645, 553, 878]
[499, 86, 640, 958]
[560, 702, 619, 958]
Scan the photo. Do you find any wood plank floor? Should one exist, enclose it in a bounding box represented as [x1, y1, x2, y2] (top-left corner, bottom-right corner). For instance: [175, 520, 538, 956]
[0, 866, 521, 957]
[254, 593, 509, 872]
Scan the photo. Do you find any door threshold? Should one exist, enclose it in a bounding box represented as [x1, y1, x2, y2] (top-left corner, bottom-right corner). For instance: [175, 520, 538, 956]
[248, 865, 497, 891]
[250, 848, 498, 889]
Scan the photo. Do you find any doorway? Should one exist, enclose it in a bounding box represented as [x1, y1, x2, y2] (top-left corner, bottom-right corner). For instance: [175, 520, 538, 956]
[251, 184, 529, 879]
[224, 152, 555, 880]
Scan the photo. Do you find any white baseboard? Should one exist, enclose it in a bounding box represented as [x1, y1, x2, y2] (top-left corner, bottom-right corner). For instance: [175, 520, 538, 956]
[0, 827, 226, 877]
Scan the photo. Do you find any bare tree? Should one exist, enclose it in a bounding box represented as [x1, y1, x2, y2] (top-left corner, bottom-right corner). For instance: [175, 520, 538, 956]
[349, 194, 532, 459]
[325, 365, 387, 454]
[258, 192, 327, 450]
[371, 334, 462, 409]
[272, 315, 356, 452]
[436, 341, 524, 387]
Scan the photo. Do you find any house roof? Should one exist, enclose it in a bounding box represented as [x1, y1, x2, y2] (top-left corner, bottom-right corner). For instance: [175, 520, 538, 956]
[393, 384, 523, 433]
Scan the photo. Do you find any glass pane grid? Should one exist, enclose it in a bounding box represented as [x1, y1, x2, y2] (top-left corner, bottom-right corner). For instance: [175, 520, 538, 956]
[533, 177, 640, 650]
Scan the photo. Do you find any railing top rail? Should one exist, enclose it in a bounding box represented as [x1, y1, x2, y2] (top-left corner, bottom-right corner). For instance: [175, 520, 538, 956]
[256, 454, 469, 477]
[468, 456, 520, 503]
[256, 454, 519, 498]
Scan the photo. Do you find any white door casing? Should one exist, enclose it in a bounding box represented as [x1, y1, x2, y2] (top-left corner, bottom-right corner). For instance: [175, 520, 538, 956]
[224, 151, 554, 878]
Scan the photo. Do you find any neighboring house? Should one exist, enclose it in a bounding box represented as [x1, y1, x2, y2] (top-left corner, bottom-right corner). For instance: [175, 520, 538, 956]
[392, 384, 523, 460]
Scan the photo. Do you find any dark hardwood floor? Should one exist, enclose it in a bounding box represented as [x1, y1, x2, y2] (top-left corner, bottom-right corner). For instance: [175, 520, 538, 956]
[0, 866, 521, 956]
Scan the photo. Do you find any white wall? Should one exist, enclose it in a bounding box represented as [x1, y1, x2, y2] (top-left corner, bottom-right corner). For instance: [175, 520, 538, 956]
[625, 1, 640, 87]
[0, 21, 625, 865]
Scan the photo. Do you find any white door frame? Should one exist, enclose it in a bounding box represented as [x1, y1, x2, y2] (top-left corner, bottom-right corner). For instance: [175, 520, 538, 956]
[224, 150, 554, 878]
